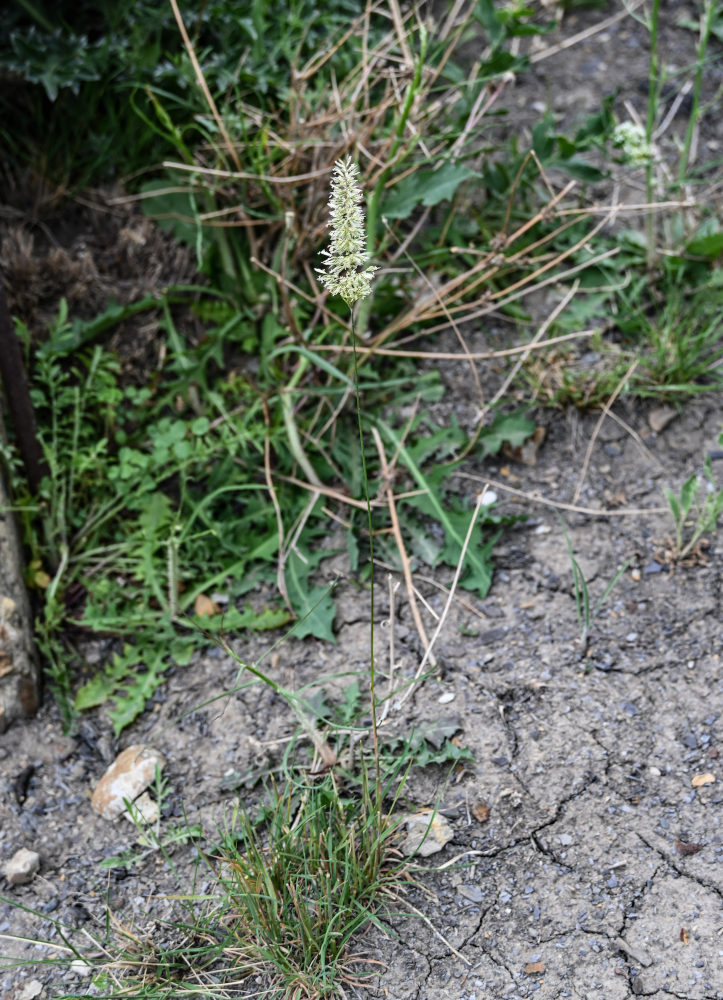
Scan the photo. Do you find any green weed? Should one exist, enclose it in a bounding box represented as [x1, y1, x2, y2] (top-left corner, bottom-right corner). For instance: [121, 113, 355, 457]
[12, 294, 525, 729]
[0, 0, 385, 185]
[557, 515, 632, 655]
[10, 301, 296, 727]
[664, 439, 723, 561]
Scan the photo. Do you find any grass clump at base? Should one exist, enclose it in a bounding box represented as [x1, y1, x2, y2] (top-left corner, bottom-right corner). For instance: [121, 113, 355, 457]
[211, 774, 409, 999]
[81, 758, 414, 999]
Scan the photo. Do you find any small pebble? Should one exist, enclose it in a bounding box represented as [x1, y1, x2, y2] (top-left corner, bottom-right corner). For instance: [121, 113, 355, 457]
[459, 884, 484, 903]
[16, 981, 43, 1000]
[123, 789, 160, 825]
[398, 810, 454, 857]
[69, 959, 93, 977]
[3, 848, 40, 885]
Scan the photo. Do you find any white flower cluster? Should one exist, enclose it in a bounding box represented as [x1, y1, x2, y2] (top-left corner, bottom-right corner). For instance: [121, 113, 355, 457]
[612, 121, 654, 167]
[317, 156, 377, 307]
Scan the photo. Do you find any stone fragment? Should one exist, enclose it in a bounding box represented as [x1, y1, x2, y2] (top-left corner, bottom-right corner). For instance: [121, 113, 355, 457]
[459, 883, 484, 903]
[69, 959, 93, 977]
[398, 809, 454, 857]
[3, 847, 40, 884]
[17, 980, 43, 1000]
[648, 405, 677, 433]
[91, 745, 165, 820]
[691, 772, 715, 788]
[123, 789, 160, 825]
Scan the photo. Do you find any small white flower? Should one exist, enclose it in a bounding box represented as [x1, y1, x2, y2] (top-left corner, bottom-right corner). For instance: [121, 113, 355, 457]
[317, 156, 377, 307]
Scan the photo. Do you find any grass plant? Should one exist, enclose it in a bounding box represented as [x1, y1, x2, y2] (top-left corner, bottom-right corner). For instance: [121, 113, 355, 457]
[1, 157, 445, 999]
[663, 435, 723, 561]
[199, 154, 402, 999]
[208, 777, 408, 999]
[557, 514, 632, 656]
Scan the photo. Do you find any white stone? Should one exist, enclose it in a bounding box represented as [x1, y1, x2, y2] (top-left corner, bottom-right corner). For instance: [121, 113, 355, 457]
[398, 810, 454, 857]
[3, 847, 40, 885]
[69, 959, 93, 977]
[91, 745, 165, 820]
[17, 980, 43, 1000]
[123, 790, 160, 825]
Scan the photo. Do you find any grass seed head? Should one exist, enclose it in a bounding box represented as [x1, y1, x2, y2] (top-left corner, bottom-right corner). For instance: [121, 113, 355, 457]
[612, 121, 654, 166]
[317, 156, 377, 307]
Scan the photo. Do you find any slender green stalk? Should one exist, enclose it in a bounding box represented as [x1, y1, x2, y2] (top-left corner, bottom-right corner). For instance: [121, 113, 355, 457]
[678, 0, 716, 182]
[645, 0, 661, 268]
[356, 24, 428, 337]
[350, 308, 382, 813]
[316, 155, 383, 821]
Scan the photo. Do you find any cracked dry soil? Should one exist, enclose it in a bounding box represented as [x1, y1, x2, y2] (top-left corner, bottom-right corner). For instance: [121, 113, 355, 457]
[2, 3, 723, 998]
[358, 395, 723, 1000]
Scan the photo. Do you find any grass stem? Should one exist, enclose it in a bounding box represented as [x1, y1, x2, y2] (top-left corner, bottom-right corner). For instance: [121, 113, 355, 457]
[678, 0, 716, 182]
[350, 307, 383, 824]
[645, 0, 661, 268]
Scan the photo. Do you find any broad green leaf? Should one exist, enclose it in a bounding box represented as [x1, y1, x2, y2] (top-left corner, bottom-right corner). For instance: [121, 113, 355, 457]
[686, 232, 723, 258]
[414, 716, 463, 749]
[140, 180, 200, 248]
[108, 652, 169, 736]
[139, 491, 173, 536]
[382, 163, 478, 220]
[679, 474, 700, 519]
[74, 673, 116, 711]
[479, 412, 535, 457]
[284, 549, 336, 642]
[548, 158, 606, 183]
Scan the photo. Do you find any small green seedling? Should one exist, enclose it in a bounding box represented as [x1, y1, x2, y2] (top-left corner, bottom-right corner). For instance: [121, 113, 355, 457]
[558, 515, 632, 655]
[664, 448, 723, 560]
[100, 765, 202, 871]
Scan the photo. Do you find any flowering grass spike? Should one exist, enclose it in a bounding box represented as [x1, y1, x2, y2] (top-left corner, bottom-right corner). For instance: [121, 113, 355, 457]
[612, 121, 654, 167]
[317, 156, 377, 307]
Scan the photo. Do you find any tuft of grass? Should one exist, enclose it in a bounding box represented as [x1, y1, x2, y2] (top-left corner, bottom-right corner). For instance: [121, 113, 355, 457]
[209, 772, 410, 999]
[664, 438, 723, 561]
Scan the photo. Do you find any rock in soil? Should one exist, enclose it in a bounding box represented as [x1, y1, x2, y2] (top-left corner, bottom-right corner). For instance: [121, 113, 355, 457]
[3, 847, 40, 885]
[90, 745, 165, 820]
